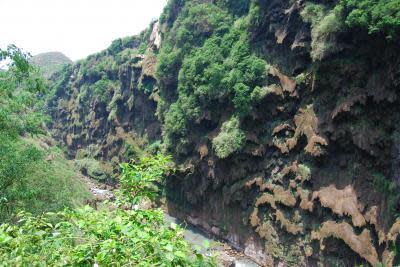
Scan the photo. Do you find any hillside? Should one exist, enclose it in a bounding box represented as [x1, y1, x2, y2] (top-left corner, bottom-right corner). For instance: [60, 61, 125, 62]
[0, 46, 92, 222]
[47, 0, 400, 266]
[30, 51, 72, 78]
[0, 46, 214, 266]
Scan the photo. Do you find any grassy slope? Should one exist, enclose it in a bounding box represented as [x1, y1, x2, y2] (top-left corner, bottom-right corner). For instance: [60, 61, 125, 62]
[1, 136, 93, 221]
[30, 52, 72, 78]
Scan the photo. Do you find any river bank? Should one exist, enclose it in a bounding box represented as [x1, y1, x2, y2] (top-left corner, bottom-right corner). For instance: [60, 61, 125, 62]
[81, 175, 259, 267]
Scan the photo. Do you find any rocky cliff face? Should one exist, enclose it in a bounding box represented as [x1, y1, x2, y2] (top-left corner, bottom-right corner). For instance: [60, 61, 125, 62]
[48, 23, 161, 182]
[49, 0, 400, 266]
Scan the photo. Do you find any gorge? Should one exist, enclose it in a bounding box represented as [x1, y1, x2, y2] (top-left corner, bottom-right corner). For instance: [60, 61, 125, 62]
[24, 0, 400, 266]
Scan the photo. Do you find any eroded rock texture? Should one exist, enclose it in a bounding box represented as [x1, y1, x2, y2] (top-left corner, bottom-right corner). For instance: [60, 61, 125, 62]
[49, 0, 400, 265]
[48, 22, 161, 181]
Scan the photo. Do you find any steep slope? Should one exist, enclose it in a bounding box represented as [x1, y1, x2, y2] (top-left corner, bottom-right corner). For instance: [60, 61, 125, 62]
[30, 51, 72, 78]
[47, 24, 161, 182]
[49, 0, 400, 266]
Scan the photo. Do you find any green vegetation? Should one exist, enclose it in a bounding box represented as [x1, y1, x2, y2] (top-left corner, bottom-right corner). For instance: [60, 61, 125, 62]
[0, 51, 214, 265]
[212, 116, 246, 158]
[158, 4, 267, 151]
[0, 207, 213, 266]
[157, 3, 233, 90]
[93, 77, 118, 103]
[0, 46, 91, 222]
[373, 173, 400, 214]
[118, 154, 173, 205]
[300, 0, 400, 60]
[19, 137, 91, 213]
[301, 3, 343, 61]
[336, 0, 400, 39]
[6, 0, 400, 265]
[0, 154, 214, 266]
[75, 158, 109, 182]
[295, 73, 307, 85]
[29, 51, 72, 78]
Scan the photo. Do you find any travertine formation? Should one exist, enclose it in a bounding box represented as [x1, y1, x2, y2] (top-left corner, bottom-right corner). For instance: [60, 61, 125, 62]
[312, 185, 366, 227]
[311, 221, 378, 266]
[272, 105, 328, 156]
[49, 0, 400, 266]
[248, 162, 399, 266]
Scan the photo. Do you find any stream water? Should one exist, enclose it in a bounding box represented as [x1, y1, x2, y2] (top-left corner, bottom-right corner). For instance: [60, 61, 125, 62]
[86, 178, 259, 266]
[164, 213, 259, 267]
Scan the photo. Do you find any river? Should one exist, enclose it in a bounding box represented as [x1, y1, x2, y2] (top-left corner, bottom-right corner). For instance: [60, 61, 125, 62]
[164, 213, 259, 267]
[86, 176, 259, 266]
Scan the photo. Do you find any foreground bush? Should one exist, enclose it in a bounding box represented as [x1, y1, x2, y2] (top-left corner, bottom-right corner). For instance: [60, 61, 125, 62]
[0, 153, 215, 266]
[0, 207, 213, 266]
[119, 153, 173, 205]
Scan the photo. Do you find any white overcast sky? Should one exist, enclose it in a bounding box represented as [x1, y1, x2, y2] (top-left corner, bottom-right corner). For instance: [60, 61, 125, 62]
[0, 0, 167, 61]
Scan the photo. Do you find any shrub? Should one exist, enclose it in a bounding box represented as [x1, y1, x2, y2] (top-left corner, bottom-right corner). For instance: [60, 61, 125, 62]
[159, 0, 185, 26]
[0, 137, 42, 220]
[173, 4, 232, 49]
[215, 0, 251, 17]
[295, 73, 307, 85]
[108, 38, 123, 54]
[0, 47, 90, 222]
[372, 173, 400, 213]
[178, 36, 226, 100]
[157, 3, 232, 89]
[0, 207, 214, 266]
[0, 136, 92, 222]
[312, 11, 343, 60]
[301, 3, 343, 61]
[174, 24, 266, 117]
[159, 2, 267, 152]
[212, 116, 246, 158]
[336, 0, 400, 40]
[250, 85, 271, 103]
[248, 1, 263, 29]
[146, 140, 163, 154]
[118, 154, 173, 205]
[0, 154, 214, 265]
[156, 47, 181, 86]
[233, 83, 252, 115]
[164, 102, 189, 136]
[75, 158, 108, 182]
[123, 141, 142, 160]
[300, 3, 326, 25]
[164, 95, 201, 138]
[93, 78, 119, 103]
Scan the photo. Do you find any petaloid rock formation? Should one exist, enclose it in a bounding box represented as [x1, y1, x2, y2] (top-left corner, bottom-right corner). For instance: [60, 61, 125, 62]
[49, 0, 400, 265]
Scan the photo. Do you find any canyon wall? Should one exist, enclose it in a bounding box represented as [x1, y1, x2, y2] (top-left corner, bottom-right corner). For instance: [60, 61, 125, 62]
[49, 0, 400, 265]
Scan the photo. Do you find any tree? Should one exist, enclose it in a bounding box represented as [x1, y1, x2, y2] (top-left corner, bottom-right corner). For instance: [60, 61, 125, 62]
[336, 0, 400, 40]
[0, 45, 47, 220]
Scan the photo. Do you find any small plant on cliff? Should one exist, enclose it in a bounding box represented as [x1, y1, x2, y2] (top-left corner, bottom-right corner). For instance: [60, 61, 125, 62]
[118, 154, 173, 205]
[372, 173, 400, 214]
[212, 116, 246, 158]
[93, 77, 119, 103]
[301, 3, 344, 61]
[295, 73, 307, 85]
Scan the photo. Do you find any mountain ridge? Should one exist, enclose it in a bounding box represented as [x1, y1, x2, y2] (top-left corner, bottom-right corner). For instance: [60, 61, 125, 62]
[30, 51, 72, 78]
